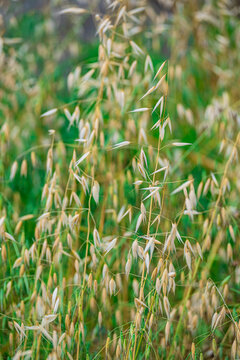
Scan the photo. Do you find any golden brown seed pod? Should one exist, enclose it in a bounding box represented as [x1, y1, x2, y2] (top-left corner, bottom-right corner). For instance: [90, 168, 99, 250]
[191, 342, 195, 359]
[116, 273, 122, 290]
[20, 159, 27, 177]
[125, 257, 131, 279]
[30, 290, 36, 302]
[88, 273, 93, 289]
[132, 279, 139, 297]
[24, 249, 29, 266]
[156, 278, 161, 295]
[90, 297, 96, 312]
[205, 235, 211, 251]
[149, 313, 154, 330]
[65, 314, 70, 330]
[116, 343, 121, 358]
[98, 44, 105, 61]
[223, 284, 229, 298]
[41, 183, 48, 201]
[101, 287, 107, 307]
[10, 161, 18, 181]
[151, 267, 158, 281]
[163, 296, 170, 319]
[203, 178, 210, 195]
[192, 314, 198, 330]
[111, 332, 117, 353]
[19, 264, 25, 277]
[1, 244, 7, 262]
[46, 247, 51, 263]
[31, 151, 37, 167]
[98, 311, 102, 327]
[15, 221, 23, 235]
[229, 225, 235, 242]
[135, 312, 141, 329]
[46, 148, 53, 174]
[109, 278, 116, 296]
[69, 322, 74, 337]
[231, 339, 237, 360]
[105, 337, 110, 356]
[227, 243, 233, 262]
[9, 333, 13, 348]
[165, 321, 170, 344]
[115, 310, 121, 325]
[20, 300, 25, 315]
[197, 181, 203, 199]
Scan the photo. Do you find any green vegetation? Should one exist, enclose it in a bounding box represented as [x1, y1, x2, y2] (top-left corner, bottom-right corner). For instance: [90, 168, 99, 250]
[1, 1, 240, 359]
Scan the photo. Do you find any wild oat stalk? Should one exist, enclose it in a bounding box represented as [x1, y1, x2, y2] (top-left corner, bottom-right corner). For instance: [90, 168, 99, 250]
[1, 0, 240, 359]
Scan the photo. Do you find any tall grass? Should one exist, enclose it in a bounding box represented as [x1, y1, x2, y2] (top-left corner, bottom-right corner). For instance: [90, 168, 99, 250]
[1, 0, 240, 359]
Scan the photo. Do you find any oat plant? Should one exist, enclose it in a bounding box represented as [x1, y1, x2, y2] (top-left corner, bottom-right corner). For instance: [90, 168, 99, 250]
[1, 0, 240, 359]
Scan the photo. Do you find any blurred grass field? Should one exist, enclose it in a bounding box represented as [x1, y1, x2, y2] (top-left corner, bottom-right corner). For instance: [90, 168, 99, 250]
[1, 1, 240, 359]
